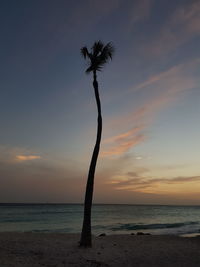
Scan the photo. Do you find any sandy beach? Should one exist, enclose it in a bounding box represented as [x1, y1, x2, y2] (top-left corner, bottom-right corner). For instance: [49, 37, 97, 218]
[1, 233, 200, 267]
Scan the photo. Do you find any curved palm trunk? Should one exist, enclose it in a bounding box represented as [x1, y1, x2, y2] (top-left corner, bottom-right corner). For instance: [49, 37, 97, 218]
[79, 71, 102, 247]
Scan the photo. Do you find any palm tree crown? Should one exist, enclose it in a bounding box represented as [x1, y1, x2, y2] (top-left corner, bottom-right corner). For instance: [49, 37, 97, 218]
[81, 40, 114, 73]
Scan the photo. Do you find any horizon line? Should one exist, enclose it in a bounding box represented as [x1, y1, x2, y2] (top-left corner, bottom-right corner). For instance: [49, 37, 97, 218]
[0, 202, 200, 207]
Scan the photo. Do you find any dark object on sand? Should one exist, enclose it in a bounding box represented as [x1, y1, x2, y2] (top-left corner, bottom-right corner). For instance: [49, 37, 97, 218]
[99, 233, 106, 237]
[137, 232, 151, 235]
[137, 232, 145, 235]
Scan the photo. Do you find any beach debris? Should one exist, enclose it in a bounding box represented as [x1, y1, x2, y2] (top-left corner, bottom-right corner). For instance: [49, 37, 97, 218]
[99, 233, 106, 237]
[137, 232, 145, 235]
[137, 232, 151, 235]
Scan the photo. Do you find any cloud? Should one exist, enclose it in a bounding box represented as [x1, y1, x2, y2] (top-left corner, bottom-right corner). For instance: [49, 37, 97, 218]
[94, 160, 200, 204]
[134, 63, 185, 92]
[143, 1, 200, 57]
[0, 145, 199, 205]
[0, 146, 42, 164]
[110, 173, 200, 192]
[103, 126, 145, 144]
[101, 126, 146, 157]
[16, 155, 41, 161]
[125, 58, 200, 124]
[134, 57, 200, 93]
[103, 58, 200, 158]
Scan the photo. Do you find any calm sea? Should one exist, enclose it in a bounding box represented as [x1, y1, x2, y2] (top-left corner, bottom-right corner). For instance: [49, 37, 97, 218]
[0, 204, 200, 235]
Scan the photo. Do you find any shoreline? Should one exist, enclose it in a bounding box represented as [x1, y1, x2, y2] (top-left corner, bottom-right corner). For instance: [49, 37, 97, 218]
[1, 230, 200, 237]
[1, 232, 200, 266]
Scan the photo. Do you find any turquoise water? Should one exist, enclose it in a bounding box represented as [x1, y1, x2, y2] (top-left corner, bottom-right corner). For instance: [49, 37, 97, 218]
[0, 204, 200, 235]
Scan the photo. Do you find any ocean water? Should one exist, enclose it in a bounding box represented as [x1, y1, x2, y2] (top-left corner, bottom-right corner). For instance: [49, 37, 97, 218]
[0, 204, 200, 236]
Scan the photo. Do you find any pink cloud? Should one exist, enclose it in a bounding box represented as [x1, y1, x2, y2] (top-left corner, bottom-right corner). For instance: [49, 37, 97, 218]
[101, 133, 145, 157]
[143, 1, 200, 56]
[103, 126, 145, 144]
[102, 58, 200, 158]
[101, 125, 146, 157]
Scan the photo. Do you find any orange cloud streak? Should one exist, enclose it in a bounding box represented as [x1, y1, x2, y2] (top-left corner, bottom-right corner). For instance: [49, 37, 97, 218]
[16, 155, 41, 161]
[102, 58, 200, 158]
[101, 126, 146, 157]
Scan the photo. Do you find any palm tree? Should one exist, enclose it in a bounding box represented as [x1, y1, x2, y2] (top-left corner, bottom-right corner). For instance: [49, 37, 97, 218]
[79, 41, 114, 247]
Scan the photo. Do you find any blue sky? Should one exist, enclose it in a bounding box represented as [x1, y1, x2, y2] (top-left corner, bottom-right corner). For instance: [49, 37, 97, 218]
[0, 0, 200, 204]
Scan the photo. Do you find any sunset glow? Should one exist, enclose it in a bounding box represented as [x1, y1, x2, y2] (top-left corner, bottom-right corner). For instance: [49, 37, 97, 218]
[0, 0, 200, 204]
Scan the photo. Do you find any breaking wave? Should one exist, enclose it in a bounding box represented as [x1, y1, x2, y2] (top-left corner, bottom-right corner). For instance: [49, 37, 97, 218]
[110, 221, 198, 231]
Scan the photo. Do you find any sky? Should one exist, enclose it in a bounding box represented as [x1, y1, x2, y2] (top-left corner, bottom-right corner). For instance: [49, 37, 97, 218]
[0, 0, 200, 204]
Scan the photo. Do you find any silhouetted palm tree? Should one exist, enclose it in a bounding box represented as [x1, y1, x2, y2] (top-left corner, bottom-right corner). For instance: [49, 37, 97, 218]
[80, 41, 114, 247]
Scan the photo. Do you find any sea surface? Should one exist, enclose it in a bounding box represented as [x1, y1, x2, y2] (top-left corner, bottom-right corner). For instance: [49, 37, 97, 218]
[0, 204, 200, 236]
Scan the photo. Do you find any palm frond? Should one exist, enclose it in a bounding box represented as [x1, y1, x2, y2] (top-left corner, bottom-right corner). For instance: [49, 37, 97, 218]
[107, 42, 115, 59]
[101, 42, 115, 61]
[85, 66, 93, 74]
[80, 46, 89, 59]
[92, 41, 104, 57]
